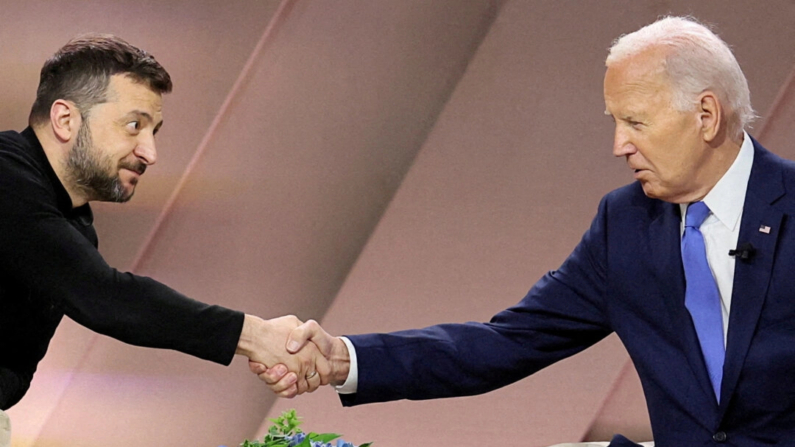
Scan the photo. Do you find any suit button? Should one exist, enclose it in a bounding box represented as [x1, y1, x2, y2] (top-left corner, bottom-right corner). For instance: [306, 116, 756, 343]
[713, 431, 727, 442]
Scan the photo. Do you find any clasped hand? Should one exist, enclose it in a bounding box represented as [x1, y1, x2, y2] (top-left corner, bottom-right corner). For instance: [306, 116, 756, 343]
[244, 316, 349, 398]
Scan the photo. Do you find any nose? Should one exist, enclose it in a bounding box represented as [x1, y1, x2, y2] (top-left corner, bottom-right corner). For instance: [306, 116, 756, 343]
[612, 126, 637, 158]
[134, 133, 157, 165]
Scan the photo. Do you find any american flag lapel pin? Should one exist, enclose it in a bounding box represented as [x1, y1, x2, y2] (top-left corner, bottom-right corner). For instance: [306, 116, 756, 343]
[759, 224, 771, 234]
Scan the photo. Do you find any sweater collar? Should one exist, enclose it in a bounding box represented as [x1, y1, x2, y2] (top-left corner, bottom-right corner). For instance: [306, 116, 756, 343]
[21, 127, 93, 224]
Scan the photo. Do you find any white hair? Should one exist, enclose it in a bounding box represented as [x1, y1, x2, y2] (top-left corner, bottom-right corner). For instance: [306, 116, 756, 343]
[606, 16, 755, 139]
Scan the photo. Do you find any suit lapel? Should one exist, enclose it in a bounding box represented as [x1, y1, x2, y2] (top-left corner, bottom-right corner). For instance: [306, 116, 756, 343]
[649, 201, 718, 409]
[719, 141, 785, 416]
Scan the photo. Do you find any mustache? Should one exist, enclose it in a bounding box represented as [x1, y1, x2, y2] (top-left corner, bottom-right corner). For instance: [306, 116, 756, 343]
[119, 159, 147, 176]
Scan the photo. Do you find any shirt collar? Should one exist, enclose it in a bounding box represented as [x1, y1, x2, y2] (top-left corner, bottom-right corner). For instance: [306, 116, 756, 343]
[679, 131, 754, 230]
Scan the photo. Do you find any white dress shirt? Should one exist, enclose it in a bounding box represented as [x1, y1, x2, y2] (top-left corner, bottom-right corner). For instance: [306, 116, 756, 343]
[679, 131, 754, 346]
[337, 132, 755, 394]
[335, 336, 359, 394]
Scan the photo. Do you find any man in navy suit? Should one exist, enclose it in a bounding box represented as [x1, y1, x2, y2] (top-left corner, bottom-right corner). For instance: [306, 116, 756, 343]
[256, 16, 795, 446]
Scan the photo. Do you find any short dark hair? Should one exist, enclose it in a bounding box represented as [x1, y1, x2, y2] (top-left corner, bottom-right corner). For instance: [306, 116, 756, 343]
[29, 33, 172, 125]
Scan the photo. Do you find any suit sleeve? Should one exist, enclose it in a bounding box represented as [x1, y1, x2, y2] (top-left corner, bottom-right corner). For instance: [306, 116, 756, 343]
[341, 195, 614, 406]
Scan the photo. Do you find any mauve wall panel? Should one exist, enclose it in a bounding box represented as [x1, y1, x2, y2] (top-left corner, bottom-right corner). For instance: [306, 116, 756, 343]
[2, 1, 282, 446]
[1, 0, 794, 446]
[264, 1, 795, 446]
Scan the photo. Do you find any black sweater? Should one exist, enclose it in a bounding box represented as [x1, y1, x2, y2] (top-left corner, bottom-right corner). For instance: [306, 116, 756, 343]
[0, 127, 244, 409]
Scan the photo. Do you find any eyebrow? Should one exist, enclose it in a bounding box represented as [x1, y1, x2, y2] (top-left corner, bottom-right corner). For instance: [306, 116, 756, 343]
[128, 110, 164, 134]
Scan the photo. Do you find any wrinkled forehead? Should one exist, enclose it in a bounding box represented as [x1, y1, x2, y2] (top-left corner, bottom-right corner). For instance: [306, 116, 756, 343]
[106, 74, 164, 116]
[107, 73, 162, 99]
[606, 46, 669, 84]
[604, 50, 671, 99]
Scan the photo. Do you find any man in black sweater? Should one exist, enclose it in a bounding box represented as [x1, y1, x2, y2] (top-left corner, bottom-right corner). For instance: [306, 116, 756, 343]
[0, 34, 327, 416]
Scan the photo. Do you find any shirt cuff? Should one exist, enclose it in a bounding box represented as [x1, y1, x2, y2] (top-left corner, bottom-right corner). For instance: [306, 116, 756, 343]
[334, 336, 358, 394]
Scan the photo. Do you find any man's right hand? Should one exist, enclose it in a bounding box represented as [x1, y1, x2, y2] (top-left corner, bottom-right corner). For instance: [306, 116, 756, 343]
[236, 315, 331, 396]
[250, 319, 350, 398]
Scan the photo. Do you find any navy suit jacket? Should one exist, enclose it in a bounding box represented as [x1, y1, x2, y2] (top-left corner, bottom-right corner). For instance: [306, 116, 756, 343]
[342, 138, 795, 446]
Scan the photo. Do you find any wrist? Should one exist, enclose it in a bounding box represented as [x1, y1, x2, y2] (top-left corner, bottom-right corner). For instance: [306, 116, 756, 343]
[235, 314, 265, 359]
[330, 337, 351, 386]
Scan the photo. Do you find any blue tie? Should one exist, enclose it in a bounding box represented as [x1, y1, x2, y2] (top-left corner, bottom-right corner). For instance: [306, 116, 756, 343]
[682, 201, 725, 402]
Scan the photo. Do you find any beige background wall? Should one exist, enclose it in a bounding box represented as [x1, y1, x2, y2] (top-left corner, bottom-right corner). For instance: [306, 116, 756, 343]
[2, 1, 794, 446]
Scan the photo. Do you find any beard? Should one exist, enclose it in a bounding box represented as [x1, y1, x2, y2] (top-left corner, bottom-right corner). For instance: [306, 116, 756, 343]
[65, 121, 146, 203]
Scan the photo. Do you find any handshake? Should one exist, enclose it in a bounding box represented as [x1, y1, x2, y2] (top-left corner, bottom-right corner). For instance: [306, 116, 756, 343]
[235, 315, 351, 398]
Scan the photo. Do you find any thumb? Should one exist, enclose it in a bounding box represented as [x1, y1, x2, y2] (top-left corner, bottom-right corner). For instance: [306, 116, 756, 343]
[248, 360, 267, 375]
[286, 320, 332, 354]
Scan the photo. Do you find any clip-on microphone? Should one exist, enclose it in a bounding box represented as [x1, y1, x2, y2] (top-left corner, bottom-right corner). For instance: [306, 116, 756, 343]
[728, 242, 756, 261]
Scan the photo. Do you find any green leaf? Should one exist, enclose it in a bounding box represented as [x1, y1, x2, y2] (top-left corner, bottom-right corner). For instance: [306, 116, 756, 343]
[243, 410, 371, 447]
[310, 433, 342, 443]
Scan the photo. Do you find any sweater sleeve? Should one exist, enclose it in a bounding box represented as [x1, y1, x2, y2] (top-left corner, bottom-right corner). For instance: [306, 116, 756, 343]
[0, 145, 244, 368]
[0, 367, 31, 410]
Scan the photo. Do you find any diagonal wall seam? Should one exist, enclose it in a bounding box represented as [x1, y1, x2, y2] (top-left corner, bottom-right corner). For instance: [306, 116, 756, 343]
[252, 2, 508, 438]
[31, 1, 298, 443]
[578, 358, 635, 441]
[757, 63, 795, 141]
[315, 0, 508, 326]
[128, 0, 299, 273]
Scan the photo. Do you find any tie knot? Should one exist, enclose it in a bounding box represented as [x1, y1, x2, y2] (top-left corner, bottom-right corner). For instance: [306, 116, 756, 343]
[685, 201, 710, 228]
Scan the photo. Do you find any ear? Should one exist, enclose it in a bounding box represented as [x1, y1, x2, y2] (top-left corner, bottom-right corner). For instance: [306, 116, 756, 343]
[49, 99, 82, 143]
[697, 91, 722, 143]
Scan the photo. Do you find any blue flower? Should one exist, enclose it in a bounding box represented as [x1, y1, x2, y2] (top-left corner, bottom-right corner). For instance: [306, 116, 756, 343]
[287, 433, 306, 446]
[246, 410, 371, 447]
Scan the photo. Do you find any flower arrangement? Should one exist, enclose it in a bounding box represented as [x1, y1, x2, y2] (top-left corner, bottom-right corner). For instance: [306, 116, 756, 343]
[229, 410, 372, 447]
